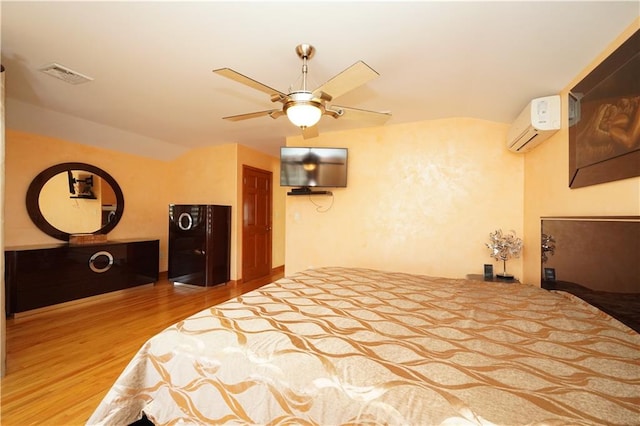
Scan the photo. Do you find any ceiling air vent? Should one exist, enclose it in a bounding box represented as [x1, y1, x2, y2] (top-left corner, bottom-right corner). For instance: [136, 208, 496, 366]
[39, 63, 93, 84]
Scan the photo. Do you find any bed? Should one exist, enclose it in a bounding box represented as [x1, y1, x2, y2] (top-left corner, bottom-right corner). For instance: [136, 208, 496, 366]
[88, 266, 640, 425]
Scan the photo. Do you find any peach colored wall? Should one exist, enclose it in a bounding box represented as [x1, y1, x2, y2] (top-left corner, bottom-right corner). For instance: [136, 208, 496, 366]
[285, 118, 525, 280]
[522, 20, 640, 286]
[4, 130, 172, 270]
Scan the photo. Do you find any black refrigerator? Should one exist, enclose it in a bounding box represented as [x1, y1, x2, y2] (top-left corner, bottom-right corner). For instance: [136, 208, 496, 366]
[168, 204, 231, 286]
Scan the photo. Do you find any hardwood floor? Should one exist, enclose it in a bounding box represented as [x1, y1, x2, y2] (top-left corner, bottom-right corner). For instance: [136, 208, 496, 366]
[0, 271, 283, 425]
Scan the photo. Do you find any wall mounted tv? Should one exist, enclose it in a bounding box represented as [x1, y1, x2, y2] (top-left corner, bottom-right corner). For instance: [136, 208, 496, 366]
[280, 147, 348, 189]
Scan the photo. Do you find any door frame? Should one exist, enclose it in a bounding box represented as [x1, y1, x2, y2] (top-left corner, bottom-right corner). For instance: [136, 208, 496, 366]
[241, 165, 273, 282]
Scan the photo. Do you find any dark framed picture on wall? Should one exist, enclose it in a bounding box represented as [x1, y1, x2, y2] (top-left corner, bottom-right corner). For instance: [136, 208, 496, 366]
[568, 29, 640, 189]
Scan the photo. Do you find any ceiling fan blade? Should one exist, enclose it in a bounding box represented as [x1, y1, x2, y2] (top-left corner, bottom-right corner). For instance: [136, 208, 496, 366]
[329, 105, 392, 125]
[302, 125, 319, 139]
[213, 68, 286, 100]
[222, 109, 282, 122]
[313, 61, 379, 100]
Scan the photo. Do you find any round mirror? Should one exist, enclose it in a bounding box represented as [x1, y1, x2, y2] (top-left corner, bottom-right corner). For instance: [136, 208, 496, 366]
[26, 162, 125, 241]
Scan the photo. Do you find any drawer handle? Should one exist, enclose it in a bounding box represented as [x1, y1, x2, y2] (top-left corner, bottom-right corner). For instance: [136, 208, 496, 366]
[89, 251, 114, 273]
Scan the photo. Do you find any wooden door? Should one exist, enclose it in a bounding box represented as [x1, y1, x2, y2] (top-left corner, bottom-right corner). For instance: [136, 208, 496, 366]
[242, 166, 272, 282]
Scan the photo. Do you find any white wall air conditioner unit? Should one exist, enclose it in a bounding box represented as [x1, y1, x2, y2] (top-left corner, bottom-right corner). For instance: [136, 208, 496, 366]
[507, 95, 561, 153]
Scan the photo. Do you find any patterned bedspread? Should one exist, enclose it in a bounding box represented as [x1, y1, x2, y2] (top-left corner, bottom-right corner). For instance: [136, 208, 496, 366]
[87, 267, 640, 425]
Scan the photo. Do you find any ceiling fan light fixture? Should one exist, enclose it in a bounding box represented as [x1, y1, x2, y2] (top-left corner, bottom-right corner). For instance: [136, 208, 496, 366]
[284, 92, 324, 128]
[286, 102, 322, 128]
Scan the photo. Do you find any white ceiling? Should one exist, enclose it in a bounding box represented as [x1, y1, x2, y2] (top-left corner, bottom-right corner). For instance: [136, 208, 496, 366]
[1, 1, 638, 160]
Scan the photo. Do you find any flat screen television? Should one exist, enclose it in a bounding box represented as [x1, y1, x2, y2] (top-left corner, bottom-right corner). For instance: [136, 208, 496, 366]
[280, 147, 348, 188]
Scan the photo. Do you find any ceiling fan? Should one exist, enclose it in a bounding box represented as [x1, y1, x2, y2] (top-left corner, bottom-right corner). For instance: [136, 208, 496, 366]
[212, 44, 391, 139]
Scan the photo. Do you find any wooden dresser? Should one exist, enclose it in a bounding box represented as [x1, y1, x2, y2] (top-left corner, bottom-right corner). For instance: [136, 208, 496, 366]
[5, 239, 159, 315]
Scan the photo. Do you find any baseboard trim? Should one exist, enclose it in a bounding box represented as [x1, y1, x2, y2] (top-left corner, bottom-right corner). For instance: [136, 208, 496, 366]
[233, 265, 285, 286]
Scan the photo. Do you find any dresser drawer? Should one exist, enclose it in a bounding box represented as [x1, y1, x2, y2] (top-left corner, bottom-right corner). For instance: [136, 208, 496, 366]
[5, 239, 159, 314]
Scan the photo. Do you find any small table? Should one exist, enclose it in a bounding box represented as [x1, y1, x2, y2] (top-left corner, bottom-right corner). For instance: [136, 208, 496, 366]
[466, 274, 520, 284]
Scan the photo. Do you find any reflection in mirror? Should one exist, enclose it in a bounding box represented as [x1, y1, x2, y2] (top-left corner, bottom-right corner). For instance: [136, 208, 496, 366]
[68, 171, 96, 199]
[39, 172, 117, 233]
[26, 162, 125, 241]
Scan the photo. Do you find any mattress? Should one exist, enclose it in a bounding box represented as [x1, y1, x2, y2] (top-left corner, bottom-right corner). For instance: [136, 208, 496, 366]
[88, 267, 640, 425]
